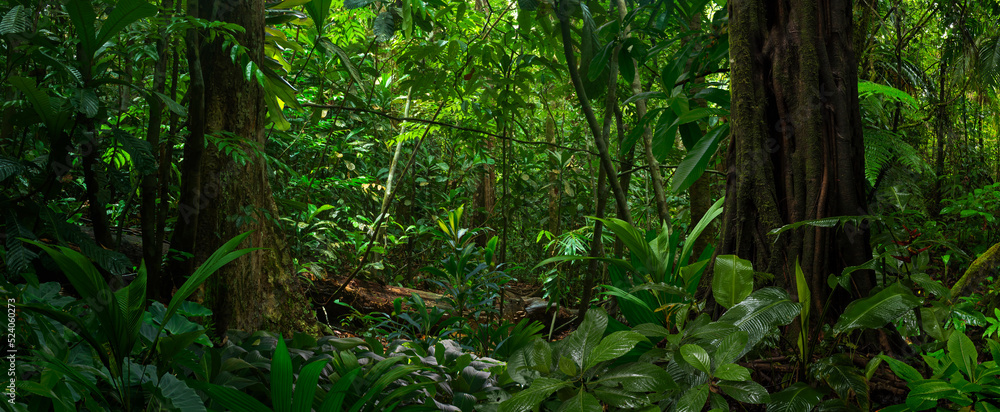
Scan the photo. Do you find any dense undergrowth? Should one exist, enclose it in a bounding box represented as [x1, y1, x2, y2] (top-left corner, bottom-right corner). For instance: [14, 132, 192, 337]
[3, 0, 1000, 410]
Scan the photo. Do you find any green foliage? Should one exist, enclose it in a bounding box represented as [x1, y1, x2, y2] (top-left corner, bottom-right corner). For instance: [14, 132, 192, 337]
[880, 332, 1000, 411]
[12, 232, 255, 410]
[832, 282, 923, 336]
[501, 308, 673, 411]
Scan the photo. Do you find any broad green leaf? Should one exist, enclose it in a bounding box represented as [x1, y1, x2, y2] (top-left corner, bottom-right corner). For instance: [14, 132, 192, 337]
[920, 305, 949, 342]
[905, 379, 958, 405]
[95, 0, 157, 52]
[671, 123, 728, 193]
[585, 331, 646, 371]
[564, 308, 608, 369]
[555, 389, 601, 412]
[272, 335, 293, 412]
[685, 321, 738, 341]
[675, 383, 710, 412]
[66, 0, 97, 59]
[767, 382, 823, 412]
[292, 359, 330, 412]
[947, 332, 978, 382]
[712, 254, 754, 309]
[318, 368, 360, 412]
[718, 288, 800, 357]
[499, 377, 570, 412]
[154, 373, 206, 412]
[832, 283, 922, 336]
[812, 356, 869, 409]
[305, 0, 333, 34]
[714, 364, 751, 381]
[718, 380, 770, 404]
[680, 344, 711, 374]
[712, 330, 749, 365]
[597, 363, 675, 392]
[592, 386, 649, 409]
[9, 76, 54, 128]
[558, 356, 578, 377]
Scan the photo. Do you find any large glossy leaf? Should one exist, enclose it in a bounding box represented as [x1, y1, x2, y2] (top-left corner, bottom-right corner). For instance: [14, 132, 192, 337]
[717, 288, 800, 357]
[499, 377, 570, 412]
[305, 0, 333, 34]
[947, 331, 978, 381]
[680, 344, 711, 374]
[584, 331, 646, 371]
[714, 364, 751, 381]
[555, 389, 601, 412]
[564, 308, 608, 369]
[712, 330, 748, 365]
[675, 383, 710, 412]
[671, 123, 729, 193]
[878, 355, 924, 383]
[597, 363, 675, 392]
[905, 379, 960, 408]
[712, 254, 753, 309]
[95, 0, 157, 52]
[154, 373, 207, 412]
[767, 382, 824, 412]
[718, 380, 770, 404]
[832, 283, 922, 336]
[811, 355, 868, 409]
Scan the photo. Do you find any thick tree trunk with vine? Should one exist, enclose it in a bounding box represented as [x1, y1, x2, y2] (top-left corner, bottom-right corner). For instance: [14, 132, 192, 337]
[715, 0, 873, 323]
[191, 0, 316, 336]
[471, 139, 496, 247]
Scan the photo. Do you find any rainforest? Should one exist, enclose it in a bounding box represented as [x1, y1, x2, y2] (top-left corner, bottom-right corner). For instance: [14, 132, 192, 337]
[2, 0, 1000, 410]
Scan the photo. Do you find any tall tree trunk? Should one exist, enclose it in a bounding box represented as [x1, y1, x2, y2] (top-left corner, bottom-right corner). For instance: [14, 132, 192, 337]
[142, 0, 173, 302]
[717, 0, 872, 323]
[546, 117, 561, 237]
[930, 60, 947, 217]
[193, 0, 316, 336]
[165, 0, 206, 284]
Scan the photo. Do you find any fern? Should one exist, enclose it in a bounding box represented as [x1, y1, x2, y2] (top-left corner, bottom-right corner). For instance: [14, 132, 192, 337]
[0, 157, 25, 182]
[0, 5, 30, 35]
[5, 210, 38, 276]
[858, 81, 918, 107]
[863, 127, 930, 187]
[979, 35, 1000, 89]
[113, 128, 157, 176]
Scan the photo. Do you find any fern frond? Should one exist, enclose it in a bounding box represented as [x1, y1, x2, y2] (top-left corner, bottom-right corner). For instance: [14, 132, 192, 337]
[0, 6, 30, 35]
[0, 157, 26, 182]
[858, 81, 918, 107]
[863, 127, 931, 188]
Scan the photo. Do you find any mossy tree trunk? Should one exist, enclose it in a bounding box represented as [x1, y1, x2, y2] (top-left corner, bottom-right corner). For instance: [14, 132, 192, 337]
[187, 0, 316, 336]
[716, 0, 873, 322]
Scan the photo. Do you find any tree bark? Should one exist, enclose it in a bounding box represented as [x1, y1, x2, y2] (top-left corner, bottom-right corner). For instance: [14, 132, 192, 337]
[717, 0, 872, 323]
[142, 0, 173, 302]
[191, 0, 316, 336]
